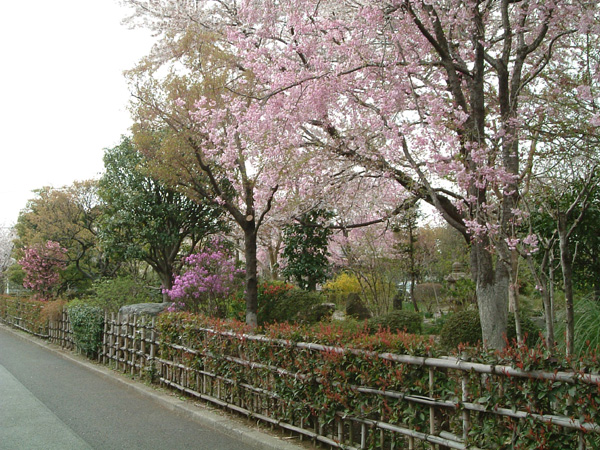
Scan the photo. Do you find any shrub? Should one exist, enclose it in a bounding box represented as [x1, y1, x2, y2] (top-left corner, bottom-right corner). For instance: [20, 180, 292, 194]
[41, 299, 68, 322]
[165, 242, 244, 317]
[90, 276, 158, 313]
[506, 314, 540, 347]
[441, 309, 541, 350]
[367, 310, 423, 334]
[257, 281, 327, 325]
[67, 301, 105, 357]
[323, 272, 361, 305]
[440, 309, 481, 349]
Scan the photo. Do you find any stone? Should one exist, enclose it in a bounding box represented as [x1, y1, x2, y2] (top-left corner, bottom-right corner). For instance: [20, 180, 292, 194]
[345, 293, 372, 320]
[118, 302, 171, 318]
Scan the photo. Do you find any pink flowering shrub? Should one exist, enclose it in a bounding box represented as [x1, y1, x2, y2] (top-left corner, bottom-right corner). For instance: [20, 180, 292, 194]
[164, 241, 244, 316]
[19, 241, 67, 301]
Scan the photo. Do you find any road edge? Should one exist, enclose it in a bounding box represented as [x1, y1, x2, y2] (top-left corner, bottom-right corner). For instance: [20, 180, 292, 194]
[0, 323, 307, 450]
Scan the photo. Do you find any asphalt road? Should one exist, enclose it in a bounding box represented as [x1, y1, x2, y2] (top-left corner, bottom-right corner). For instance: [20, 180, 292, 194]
[0, 325, 304, 450]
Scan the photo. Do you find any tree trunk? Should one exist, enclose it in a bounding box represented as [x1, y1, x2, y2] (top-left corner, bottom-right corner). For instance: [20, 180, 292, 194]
[526, 255, 554, 348]
[244, 227, 259, 328]
[268, 245, 279, 280]
[549, 251, 556, 327]
[472, 242, 509, 349]
[509, 252, 522, 343]
[408, 224, 420, 313]
[558, 219, 575, 357]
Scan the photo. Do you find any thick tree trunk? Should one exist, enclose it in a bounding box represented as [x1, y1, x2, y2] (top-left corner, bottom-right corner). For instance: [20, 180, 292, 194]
[472, 243, 509, 349]
[244, 227, 259, 327]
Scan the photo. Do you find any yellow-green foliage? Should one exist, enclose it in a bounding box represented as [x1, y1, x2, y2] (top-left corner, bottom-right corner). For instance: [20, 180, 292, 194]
[323, 272, 361, 304]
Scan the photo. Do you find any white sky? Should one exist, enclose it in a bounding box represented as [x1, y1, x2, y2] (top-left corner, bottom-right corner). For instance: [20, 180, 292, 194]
[0, 1, 154, 227]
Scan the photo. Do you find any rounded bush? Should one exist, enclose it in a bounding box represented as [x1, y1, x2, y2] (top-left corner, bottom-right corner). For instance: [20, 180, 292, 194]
[258, 282, 327, 325]
[440, 310, 541, 350]
[440, 309, 481, 349]
[506, 314, 540, 346]
[367, 310, 423, 335]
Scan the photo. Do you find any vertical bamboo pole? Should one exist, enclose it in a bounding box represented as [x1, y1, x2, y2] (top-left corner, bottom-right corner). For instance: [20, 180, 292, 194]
[140, 316, 146, 374]
[150, 317, 156, 368]
[108, 313, 115, 367]
[102, 312, 108, 364]
[462, 373, 471, 441]
[429, 363, 436, 450]
[130, 315, 136, 376]
[117, 313, 122, 371]
[360, 422, 366, 449]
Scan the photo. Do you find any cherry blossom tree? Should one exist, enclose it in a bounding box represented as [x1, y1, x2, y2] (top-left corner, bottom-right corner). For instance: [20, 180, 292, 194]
[122, 0, 599, 347]
[124, 23, 306, 326]
[19, 241, 67, 301]
[0, 225, 15, 294]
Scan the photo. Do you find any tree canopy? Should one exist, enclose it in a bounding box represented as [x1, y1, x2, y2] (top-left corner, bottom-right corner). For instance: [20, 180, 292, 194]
[119, 0, 600, 348]
[99, 136, 228, 298]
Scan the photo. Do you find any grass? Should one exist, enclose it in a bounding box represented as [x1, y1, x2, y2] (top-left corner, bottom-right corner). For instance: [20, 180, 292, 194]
[554, 294, 600, 356]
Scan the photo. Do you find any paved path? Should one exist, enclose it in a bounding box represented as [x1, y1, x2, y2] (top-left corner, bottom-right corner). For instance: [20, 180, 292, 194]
[0, 325, 304, 450]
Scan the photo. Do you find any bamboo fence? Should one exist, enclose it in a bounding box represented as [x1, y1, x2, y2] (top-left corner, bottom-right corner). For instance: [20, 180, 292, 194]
[1, 298, 599, 449]
[99, 313, 599, 450]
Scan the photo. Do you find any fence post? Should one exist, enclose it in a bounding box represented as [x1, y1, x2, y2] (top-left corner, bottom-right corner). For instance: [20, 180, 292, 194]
[101, 312, 108, 364]
[140, 316, 146, 376]
[429, 357, 436, 450]
[462, 372, 471, 442]
[109, 312, 115, 369]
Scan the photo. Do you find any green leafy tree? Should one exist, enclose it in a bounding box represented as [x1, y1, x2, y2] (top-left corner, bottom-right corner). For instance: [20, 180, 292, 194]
[571, 187, 600, 299]
[282, 210, 333, 291]
[14, 181, 115, 292]
[393, 207, 422, 312]
[98, 136, 228, 300]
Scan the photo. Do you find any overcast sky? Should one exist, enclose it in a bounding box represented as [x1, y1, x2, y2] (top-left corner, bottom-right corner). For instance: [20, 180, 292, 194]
[0, 1, 154, 226]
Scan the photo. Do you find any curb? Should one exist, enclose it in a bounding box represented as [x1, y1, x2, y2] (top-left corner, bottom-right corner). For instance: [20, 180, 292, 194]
[0, 323, 307, 450]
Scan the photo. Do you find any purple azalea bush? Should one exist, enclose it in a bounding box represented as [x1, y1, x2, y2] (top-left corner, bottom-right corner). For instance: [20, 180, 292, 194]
[164, 241, 244, 316]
